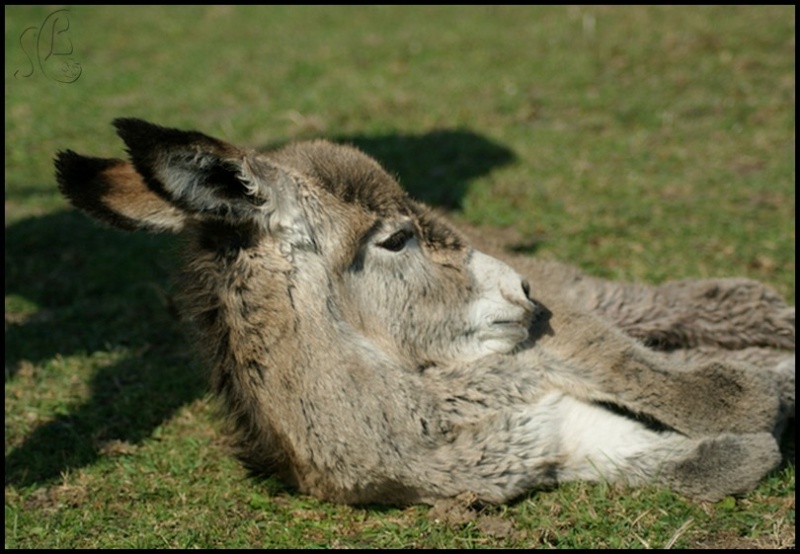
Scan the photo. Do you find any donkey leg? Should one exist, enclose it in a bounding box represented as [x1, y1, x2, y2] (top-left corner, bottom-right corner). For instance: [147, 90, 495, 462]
[586, 277, 795, 352]
[554, 395, 781, 501]
[518, 258, 795, 352]
[523, 302, 784, 437]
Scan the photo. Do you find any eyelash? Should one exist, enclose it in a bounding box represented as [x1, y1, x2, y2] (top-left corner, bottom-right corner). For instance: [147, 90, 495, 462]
[377, 229, 414, 252]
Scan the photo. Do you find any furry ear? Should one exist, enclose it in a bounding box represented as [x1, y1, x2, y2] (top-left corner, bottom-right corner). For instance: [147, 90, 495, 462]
[112, 118, 278, 222]
[55, 150, 187, 233]
[111, 119, 313, 244]
[56, 119, 313, 243]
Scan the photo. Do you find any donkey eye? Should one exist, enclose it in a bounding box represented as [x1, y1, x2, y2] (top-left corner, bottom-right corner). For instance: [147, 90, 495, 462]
[377, 229, 414, 252]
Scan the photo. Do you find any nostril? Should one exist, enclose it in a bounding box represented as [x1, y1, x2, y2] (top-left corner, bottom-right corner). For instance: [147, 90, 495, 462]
[521, 279, 531, 298]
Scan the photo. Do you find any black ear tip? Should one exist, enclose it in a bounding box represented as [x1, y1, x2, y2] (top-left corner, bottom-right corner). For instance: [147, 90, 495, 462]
[112, 118, 235, 157]
[54, 150, 122, 192]
[54, 149, 86, 188]
[54, 149, 77, 169]
[112, 117, 138, 127]
[112, 117, 164, 142]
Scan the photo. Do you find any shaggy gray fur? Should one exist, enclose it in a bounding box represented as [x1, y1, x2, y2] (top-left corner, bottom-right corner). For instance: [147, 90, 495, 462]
[55, 119, 794, 505]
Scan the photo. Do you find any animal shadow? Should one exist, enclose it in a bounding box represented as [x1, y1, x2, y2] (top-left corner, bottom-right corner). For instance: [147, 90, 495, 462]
[265, 128, 517, 209]
[4, 210, 204, 486]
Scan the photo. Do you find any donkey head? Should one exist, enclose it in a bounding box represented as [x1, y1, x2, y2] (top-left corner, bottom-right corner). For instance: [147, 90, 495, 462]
[56, 119, 535, 370]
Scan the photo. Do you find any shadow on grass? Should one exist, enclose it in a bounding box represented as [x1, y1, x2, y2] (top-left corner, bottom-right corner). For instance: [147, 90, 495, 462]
[263, 128, 516, 209]
[4, 211, 204, 487]
[4, 128, 515, 488]
[341, 130, 515, 209]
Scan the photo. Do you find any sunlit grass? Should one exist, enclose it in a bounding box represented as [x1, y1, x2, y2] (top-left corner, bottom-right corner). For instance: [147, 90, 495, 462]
[5, 5, 794, 548]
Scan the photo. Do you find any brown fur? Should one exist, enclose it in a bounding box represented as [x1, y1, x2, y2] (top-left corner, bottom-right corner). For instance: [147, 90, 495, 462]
[55, 119, 794, 505]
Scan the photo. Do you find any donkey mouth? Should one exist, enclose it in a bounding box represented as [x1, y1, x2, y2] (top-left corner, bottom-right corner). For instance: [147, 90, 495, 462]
[492, 303, 537, 331]
[484, 319, 530, 343]
[491, 319, 527, 328]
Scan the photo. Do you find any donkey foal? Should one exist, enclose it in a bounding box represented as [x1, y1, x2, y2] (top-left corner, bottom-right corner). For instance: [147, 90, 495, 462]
[55, 119, 794, 505]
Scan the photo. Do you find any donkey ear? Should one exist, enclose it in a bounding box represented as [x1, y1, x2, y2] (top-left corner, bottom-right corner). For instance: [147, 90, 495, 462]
[112, 118, 278, 222]
[55, 150, 187, 233]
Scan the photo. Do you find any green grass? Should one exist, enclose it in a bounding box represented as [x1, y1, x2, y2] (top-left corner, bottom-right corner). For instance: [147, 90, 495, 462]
[5, 5, 795, 549]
